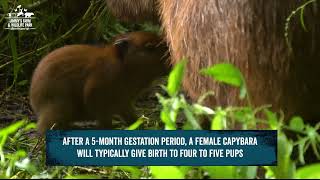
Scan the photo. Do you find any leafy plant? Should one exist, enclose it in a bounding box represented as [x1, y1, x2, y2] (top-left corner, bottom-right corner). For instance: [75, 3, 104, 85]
[0, 60, 320, 179]
[1, 0, 319, 179]
[284, 0, 318, 49]
[155, 60, 320, 179]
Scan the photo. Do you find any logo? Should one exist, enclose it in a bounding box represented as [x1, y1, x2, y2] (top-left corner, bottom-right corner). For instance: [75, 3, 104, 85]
[5, 5, 36, 30]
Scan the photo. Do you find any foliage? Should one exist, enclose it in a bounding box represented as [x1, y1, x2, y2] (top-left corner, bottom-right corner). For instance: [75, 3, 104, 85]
[1, 61, 320, 179]
[156, 60, 320, 179]
[285, 0, 318, 50]
[0, 0, 319, 179]
[0, 0, 156, 94]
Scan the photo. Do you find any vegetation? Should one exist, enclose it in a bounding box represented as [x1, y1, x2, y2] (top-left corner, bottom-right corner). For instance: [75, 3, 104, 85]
[0, 0, 319, 179]
[0, 60, 319, 179]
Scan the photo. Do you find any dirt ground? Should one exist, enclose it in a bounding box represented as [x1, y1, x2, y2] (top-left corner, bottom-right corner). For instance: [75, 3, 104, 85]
[0, 78, 168, 130]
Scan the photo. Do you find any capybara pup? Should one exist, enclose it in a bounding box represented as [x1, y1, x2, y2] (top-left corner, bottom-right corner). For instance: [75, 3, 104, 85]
[29, 31, 170, 135]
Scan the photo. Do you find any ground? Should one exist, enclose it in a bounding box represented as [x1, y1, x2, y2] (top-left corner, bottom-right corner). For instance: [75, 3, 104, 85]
[0, 78, 167, 130]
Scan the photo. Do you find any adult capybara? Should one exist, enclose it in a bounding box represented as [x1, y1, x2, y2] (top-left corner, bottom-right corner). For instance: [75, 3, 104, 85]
[30, 31, 170, 135]
[106, 0, 320, 124]
[106, 0, 158, 23]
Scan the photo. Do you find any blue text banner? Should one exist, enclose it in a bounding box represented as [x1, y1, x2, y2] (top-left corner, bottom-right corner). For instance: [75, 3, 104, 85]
[46, 130, 277, 166]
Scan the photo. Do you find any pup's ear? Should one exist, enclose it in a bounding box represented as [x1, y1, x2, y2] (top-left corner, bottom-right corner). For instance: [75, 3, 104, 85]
[113, 38, 129, 61]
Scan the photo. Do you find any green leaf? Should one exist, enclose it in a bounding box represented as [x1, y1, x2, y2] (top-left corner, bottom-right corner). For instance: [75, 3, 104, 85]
[157, 93, 180, 130]
[200, 63, 244, 87]
[150, 166, 184, 179]
[183, 106, 202, 130]
[289, 116, 304, 132]
[15, 158, 37, 174]
[178, 166, 192, 175]
[211, 109, 226, 130]
[201, 63, 247, 99]
[24, 122, 37, 131]
[192, 104, 215, 115]
[296, 163, 320, 179]
[160, 107, 176, 130]
[0, 120, 26, 136]
[14, 150, 27, 157]
[237, 166, 257, 179]
[299, 6, 308, 32]
[233, 107, 253, 124]
[264, 109, 278, 130]
[239, 85, 247, 100]
[17, 80, 28, 86]
[266, 132, 295, 179]
[202, 166, 236, 179]
[126, 116, 145, 130]
[161, 109, 176, 130]
[167, 58, 187, 97]
[298, 138, 307, 164]
[306, 125, 320, 158]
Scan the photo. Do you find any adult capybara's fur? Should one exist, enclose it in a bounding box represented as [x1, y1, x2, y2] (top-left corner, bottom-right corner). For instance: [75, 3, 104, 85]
[160, 1, 320, 123]
[105, 0, 158, 23]
[30, 32, 169, 135]
[106, 0, 320, 123]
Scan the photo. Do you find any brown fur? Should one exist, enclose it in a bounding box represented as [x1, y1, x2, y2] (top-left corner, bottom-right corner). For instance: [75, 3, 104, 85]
[159, 1, 320, 123]
[30, 32, 169, 135]
[105, 0, 158, 23]
[106, 0, 320, 124]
